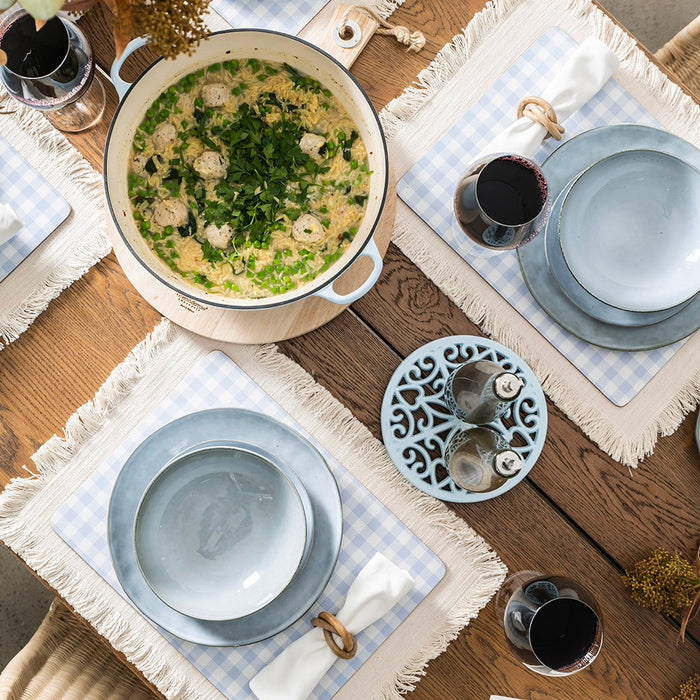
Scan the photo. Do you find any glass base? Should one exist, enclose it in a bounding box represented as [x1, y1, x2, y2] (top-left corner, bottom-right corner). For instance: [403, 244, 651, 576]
[44, 72, 105, 133]
[493, 570, 542, 625]
[449, 211, 513, 261]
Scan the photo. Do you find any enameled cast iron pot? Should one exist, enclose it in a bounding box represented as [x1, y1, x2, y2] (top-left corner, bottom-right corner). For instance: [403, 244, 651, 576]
[104, 30, 389, 310]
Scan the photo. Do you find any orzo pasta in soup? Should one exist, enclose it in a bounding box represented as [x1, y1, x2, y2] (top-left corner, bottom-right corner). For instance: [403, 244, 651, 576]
[127, 58, 371, 298]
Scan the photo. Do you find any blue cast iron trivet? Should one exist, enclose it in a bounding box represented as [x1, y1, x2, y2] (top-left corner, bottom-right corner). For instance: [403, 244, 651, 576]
[381, 336, 547, 503]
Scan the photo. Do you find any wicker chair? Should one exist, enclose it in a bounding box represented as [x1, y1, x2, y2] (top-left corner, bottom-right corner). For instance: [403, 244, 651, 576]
[654, 13, 700, 99]
[0, 600, 159, 700]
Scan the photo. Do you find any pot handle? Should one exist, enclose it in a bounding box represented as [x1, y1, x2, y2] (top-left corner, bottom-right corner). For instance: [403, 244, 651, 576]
[311, 235, 383, 305]
[110, 37, 149, 102]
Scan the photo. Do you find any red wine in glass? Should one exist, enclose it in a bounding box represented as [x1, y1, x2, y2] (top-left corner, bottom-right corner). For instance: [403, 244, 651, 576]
[453, 154, 550, 252]
[0, 9, 105, 132]
[495, 571, 603, 676]
[0, 11, 93, 110]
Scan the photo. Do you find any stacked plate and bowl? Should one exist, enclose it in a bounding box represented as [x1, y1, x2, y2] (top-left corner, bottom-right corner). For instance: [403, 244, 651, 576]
[107, 408, 343, 646]
[518, 124, 700, 350]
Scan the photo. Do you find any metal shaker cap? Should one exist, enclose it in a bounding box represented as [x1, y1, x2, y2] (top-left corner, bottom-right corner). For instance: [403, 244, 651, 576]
[493, 449, 522, 478]
[494, 372, 524, 400]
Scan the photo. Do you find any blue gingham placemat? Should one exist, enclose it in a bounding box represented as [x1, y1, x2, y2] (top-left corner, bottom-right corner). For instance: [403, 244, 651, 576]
[210, 0, 329, 35]
[398, 26, 683, 407]
[0, 135, 71, 283]
[51, 350, 445, 700]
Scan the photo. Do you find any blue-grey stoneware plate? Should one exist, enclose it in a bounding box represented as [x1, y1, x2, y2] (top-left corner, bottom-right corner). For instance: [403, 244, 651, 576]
[108, 408, 342, 646]
[162, 438, 316, 601]
[518, 125, 700, 351]
[134, 443, 309, 622]
[544, 180, 693, 328]
[559, 149, 700, 312]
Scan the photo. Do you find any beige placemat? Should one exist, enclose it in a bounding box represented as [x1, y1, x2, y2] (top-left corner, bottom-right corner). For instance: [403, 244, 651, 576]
[0, 320, 506, 699]
[380, 0, 700, 467]
[0, 83, 110, 350]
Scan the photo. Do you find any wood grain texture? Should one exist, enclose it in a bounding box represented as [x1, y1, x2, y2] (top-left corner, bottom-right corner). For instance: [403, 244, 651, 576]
[280, 311, 700, 699]
[352, 243, 700, 643]
[1, 1, 700, 699]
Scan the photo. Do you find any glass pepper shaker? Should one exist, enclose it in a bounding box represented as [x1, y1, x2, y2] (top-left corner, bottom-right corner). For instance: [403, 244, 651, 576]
[445, 426, 522, 493]
[444, 359, 524, 424]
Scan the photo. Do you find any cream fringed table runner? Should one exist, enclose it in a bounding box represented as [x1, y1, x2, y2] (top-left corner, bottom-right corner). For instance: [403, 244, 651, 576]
[380, 0, 700, 467]
[0, 87, 110, 349]
[0, 320, 506, 700]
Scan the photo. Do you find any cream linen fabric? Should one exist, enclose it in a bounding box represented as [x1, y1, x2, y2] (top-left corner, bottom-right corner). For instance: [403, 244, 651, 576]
[0, 321, 506, 700]
[478, 36, 619, 158]
[250, 553, 414, 700]
[0, 202, 23, 246]
[0, 28, 109, 349]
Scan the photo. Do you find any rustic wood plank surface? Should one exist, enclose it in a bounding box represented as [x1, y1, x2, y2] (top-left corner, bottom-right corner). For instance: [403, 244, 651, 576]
[1, 1, 699, 699]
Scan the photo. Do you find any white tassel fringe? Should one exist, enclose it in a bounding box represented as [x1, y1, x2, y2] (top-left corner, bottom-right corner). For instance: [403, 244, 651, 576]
[380, 0, 700, 468]
[0, 97, 111, 348]
[0, 318, 506, 699]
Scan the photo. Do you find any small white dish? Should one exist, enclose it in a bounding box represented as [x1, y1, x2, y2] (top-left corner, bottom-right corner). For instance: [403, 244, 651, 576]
[134, 443, 307, 621]
[559, 149, 700, 312]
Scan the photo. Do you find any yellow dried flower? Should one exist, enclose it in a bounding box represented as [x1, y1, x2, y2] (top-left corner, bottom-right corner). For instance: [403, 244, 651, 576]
[622, 549, 700, 616]
[115, 0, 210, 60]
[674, 674, 700, 700]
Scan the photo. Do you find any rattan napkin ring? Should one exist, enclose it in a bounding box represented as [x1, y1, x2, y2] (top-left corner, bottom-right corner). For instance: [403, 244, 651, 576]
[517, 96, 565, 140]
[310, 611, 358, 659]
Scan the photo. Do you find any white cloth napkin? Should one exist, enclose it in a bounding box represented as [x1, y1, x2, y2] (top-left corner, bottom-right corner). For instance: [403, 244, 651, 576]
[0, 203, 23, 246]
[478, 36, 620, 159]
[249, 552, 415, 700]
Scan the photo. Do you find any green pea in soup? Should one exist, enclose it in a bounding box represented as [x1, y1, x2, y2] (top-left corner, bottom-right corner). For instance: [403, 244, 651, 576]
[128, 58, 371, 298]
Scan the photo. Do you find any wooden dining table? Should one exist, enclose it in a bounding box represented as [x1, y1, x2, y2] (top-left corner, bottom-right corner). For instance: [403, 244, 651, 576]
[1, 1, 699, 698]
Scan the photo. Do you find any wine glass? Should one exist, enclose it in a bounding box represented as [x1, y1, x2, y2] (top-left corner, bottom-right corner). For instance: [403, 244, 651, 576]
[452, 153, 551, 257]
[0, 9, 105, 132]
[494, 570, 603, 676]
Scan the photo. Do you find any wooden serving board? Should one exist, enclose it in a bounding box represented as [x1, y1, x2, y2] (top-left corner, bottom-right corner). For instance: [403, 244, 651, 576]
[109, 4, 397, 344]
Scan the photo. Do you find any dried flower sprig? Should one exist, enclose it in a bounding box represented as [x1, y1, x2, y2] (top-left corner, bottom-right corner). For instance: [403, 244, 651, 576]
[674, 674, 700, 700]
[109, 0, 211, 60]
[622, 548, 700, 616]
[623, 546, 700, 641]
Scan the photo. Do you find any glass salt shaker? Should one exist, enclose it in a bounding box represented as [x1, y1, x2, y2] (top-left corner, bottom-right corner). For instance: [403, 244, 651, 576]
[444, 359, 524, 424]
[445, 426, 522, 493]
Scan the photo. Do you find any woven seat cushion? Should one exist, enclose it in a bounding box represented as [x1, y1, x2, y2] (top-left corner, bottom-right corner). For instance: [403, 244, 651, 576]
[655, 14, 700, 99]
[0, 600, 158, 700]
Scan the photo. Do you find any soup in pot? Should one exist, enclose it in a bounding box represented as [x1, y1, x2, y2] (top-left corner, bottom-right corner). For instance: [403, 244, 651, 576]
[128, 58, 371, 298]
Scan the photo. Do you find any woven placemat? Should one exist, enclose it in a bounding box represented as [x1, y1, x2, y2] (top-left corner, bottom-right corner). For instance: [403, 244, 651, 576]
[0, 86, 109, 350]
[51, 350, 446, 700]
[397, 27, 683, 408]
[0, 320, 506, 700]
[380, 0, 700, 466]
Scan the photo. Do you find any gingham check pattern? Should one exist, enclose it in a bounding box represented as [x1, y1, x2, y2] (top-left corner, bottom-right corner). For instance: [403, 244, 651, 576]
[0, 136, 70, 283]
[397, 27, 683, 407]
[210, 0, 330, 35]
[51, 351, 445, 700]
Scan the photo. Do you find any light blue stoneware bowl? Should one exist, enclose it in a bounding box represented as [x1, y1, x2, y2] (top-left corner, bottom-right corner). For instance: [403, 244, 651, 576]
[134, 443, 308, 621]
[559, 148, 700, 313]
[108, 408, 342, 645]
[545, 180, 693, 327]
[518, 124, 700, 351]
